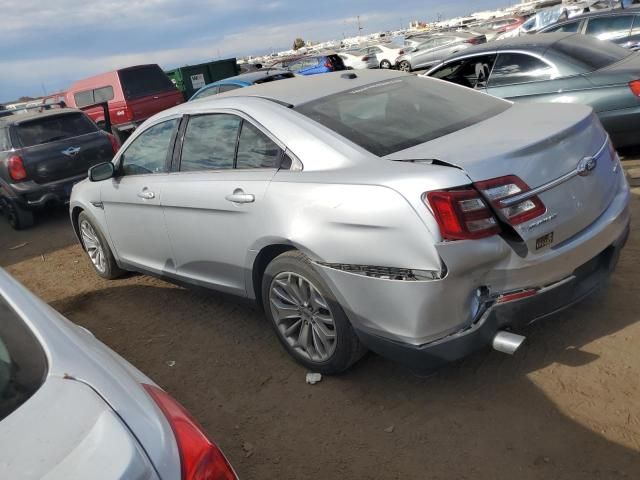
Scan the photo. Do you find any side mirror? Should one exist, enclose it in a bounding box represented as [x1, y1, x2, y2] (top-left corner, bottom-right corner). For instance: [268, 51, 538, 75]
[89, 162, 115, 182]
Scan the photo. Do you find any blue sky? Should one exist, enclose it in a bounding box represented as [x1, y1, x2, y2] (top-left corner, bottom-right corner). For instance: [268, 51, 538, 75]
[1, 0, 508, 102]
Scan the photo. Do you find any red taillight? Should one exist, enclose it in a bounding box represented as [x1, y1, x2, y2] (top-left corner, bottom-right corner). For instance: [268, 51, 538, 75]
[399, 49, 405, 55]
[106, 133, 120, 154]
[361, 56, 370, 61]
[425, 188, 501, 240]
[474, 175, 546, 225]
[465, 37, 481, 44]
[143, 384, 237, 480]
[7, 155, 28, 181]
[496, 288, 538, 304]
[324, 59, 332, 68]
[629, 80, 640, 97]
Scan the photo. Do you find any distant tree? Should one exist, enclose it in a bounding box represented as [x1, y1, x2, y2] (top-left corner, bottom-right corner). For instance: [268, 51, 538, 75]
[292, 38, 305, 50]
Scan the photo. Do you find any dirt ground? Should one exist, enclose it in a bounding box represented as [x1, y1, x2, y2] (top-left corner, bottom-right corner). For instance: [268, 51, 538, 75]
[2, 167, 640, 479]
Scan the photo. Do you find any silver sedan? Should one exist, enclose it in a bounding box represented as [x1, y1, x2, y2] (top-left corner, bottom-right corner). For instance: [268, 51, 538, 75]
[0, 268, 237, 479]
[70, 70, 630, 374]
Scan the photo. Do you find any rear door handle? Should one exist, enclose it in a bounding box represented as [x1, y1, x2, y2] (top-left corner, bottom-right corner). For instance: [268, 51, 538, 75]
[137, 190, 155, 200]
[225, 189, 255, 204]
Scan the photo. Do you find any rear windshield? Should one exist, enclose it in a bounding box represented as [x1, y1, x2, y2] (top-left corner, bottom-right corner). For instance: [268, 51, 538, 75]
[254, 72, 295, 84]
[296, 75, 510, 156]
[118, 65, 175, 100]
[0, 296, 47, 421]
[16, 113, 97, 147]
[551, 35, 632, 71]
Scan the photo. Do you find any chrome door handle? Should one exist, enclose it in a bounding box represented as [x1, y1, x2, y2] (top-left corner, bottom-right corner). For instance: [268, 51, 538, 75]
[137, 190, 155, 199]
[225, 191, 255, 204]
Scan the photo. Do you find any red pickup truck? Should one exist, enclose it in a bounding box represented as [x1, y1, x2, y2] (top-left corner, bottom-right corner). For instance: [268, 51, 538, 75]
[65, 64, 183, 143]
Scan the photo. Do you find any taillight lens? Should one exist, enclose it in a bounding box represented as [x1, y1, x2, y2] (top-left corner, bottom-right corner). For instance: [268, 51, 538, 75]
[475, 175, 546, 225]
[106, 133, 120, 154]
[425, 188, 501, 240]
[324, 59, 332, 68]
[361, 56, 370, 61]
[399, 49, 405, 55]
[629, 80, 640, 97]
[143, 384, 237, 480]
[465, 37, 480, 44]
[8, 155, 28, 181]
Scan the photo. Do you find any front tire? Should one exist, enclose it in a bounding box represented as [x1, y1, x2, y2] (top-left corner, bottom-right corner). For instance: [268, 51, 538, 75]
[262, 251, 366, 374]
[77, 212, 124, 279]
[398, 60, 411, 72]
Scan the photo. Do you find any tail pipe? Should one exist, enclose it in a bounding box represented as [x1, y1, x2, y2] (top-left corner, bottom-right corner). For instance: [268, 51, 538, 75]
[492, 331, 526, 355]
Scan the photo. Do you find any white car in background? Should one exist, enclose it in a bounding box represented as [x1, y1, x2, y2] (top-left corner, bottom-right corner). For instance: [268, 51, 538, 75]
[339, 50, 378, 69]
[0, 268, 237, 480]
[362, 43, 404, 68]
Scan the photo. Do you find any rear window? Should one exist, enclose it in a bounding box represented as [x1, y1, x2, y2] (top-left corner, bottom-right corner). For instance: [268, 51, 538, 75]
[16, 113, 97, 147]
[118, 65, 175, 100]
[296, 76, 510, 157]
[551, 35, 632, 71]
[0, 296, 47, 421]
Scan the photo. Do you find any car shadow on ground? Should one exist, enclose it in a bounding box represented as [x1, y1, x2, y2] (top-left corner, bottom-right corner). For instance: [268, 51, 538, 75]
[0, 205, 77, 268]
[49, 249, 640, 479]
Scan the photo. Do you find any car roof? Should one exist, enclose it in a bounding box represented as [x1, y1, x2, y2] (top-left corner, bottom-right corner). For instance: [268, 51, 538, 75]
[539, 5, 640, 30]
[210, 69, 407, 107]
[0, 108, 85, 126]
[452, 32, 577, 55]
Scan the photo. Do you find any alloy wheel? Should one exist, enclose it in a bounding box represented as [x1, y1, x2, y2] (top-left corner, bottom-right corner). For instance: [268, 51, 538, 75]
[80, 219, 107, 273]
[398, 61, 411, 72]
[269, 272, 337, 362]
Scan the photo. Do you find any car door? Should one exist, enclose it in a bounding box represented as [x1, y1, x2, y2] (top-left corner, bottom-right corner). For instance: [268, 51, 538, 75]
[161, 112, 282, 295]
[100, 117, 180, 274]
[411, 39, 438, 69]
[584, 14, 634, 42]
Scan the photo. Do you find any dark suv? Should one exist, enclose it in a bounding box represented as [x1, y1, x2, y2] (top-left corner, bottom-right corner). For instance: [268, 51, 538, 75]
[0, 109, 117, 229]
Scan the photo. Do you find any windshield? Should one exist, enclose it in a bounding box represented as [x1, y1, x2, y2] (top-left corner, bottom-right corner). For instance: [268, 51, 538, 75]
[552, 35, 632, 71]
[0, 296, 47, 421]
[118, 65, 176, 100]
[295, 75, 510, 156]
[16, 113, 97, 147]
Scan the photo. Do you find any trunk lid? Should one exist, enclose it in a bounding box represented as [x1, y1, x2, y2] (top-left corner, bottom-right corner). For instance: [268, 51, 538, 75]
[386, 103, 619, 249]
[585, 52, 640, 87]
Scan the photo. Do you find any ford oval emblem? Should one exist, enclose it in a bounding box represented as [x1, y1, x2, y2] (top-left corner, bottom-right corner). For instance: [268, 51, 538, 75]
[577, 156, 597, 177]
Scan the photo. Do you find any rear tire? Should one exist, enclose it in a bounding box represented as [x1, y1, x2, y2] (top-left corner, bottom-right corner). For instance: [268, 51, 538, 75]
[380, 59, 392, 69]
[77, 212, 124, 279]
[1, 198, 34, 230]
[398, 60, 411, 72]
[262, 250, 367, 374]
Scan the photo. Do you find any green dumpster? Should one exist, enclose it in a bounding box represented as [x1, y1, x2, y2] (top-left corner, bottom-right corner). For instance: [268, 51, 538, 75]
[166, 58, 239, 100]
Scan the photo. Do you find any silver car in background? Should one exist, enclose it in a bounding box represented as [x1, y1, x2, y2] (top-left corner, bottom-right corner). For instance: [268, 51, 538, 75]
[0, 268, 237, 480]
[70, 70, 630, 374]
[396, 32, 487, 72]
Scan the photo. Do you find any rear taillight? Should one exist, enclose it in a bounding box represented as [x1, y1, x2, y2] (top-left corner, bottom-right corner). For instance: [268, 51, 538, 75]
[629, 80, 640, 97]
[425, 188, 501, 240]
[399, 49, 405, 55]
[361, 56, 370, 61]
[324, 59, 332, 68]
[474, 175, 545, 225]
[143, 384, 237, 480]
[7, 155, 27, 181]
[106, 133, 120, 154]
[464, 37, 481, 44]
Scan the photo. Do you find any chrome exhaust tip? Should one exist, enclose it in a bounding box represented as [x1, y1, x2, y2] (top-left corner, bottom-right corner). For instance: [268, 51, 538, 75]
[492, 331, 526, 355]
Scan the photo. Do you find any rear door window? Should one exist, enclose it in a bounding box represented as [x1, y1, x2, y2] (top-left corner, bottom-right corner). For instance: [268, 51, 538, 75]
[179, 114, 242, 171]
[0, 128, 10, 151]
[585, 15, 634, 40]
[546, 20, 581, 33]
[118, 65, 175, 100]
[15, 113, 98, 147]
[430, 54, 497, 89]
[236, 122, 281, 169]
[0, 296, 47, 421]
[120, 119, 178, 175]
[488, 53, 556, 87]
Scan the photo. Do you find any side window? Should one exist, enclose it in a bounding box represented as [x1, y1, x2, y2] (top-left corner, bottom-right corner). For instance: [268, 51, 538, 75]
[180, 114, 241, 171]
[547, 21, 580, 33]
[218, 84, 242, 93]
[94, 86, 114, 103]
[370, 47, 382, 54]
[120, 119, 178, 176]
[585, 15, 633, 40]
[489, 53, 556, 87]
[74, 90, 94, 108]
[632, 15, 640, 35]
[194, 86, 220, 100]
[418, 39, 436, 50]
[0, 128, 10, 151]
[430, 55, 497, 89]
[236, 122, 281, 169]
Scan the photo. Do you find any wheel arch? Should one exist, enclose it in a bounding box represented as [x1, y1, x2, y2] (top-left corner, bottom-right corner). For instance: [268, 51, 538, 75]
[251, 243, 298, 308]
[71, 206, 84, 245]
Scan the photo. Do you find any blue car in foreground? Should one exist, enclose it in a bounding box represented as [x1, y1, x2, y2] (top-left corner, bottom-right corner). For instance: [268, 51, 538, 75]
[269, 53, 346, 76]
[190, 69, 294, 101]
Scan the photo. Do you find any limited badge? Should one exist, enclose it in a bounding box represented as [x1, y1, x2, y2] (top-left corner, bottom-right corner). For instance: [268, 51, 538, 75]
[536, 232, 554, 250]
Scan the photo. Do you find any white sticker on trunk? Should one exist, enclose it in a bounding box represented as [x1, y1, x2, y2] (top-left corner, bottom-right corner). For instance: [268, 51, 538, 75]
[190, 74, 206, 89]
